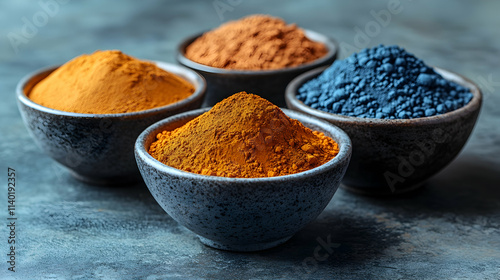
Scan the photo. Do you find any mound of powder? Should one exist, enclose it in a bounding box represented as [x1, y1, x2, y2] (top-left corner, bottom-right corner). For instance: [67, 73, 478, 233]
[149, 92, 339, 178]
[29, 50, 195, 114]
[185, 15, 328, 70]
[298, 45, 473, 119]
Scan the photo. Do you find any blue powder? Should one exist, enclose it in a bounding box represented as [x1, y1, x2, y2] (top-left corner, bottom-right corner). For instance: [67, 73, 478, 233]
[297, 45, 473, 119]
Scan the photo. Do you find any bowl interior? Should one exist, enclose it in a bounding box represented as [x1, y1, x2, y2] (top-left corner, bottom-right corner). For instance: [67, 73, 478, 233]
[136, 108, 352, 182]
[17, 61, 207, 118]
[286, 66, 482, 126]
[176, 29, 338, 75]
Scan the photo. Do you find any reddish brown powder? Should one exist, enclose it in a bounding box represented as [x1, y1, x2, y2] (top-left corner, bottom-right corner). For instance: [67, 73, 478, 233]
[185, 15, 328, 70]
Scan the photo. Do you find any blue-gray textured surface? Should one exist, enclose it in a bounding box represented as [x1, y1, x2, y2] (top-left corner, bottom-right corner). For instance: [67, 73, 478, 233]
[0, 0, 499, 279]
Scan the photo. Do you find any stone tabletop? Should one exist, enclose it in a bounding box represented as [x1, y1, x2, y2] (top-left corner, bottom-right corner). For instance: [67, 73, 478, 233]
[1, 0, 499, 279]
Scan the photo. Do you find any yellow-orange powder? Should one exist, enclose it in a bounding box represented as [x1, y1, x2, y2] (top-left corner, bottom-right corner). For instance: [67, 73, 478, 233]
[29, 50, 195, 114]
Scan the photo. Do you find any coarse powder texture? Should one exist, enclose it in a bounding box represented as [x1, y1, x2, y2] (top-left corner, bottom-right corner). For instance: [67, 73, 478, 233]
[184, 15, 328, 70]
[29, 50, 195, 114]
[298, 45, 473, 119]
[149, 92, 339, 178]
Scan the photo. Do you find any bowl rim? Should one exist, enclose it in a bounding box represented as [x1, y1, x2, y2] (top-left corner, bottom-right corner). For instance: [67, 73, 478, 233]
[16, 60, 207, 119]
[135, 107, 352, 183]
[176, 29, 338, 75]
[285, 66, 483, 126]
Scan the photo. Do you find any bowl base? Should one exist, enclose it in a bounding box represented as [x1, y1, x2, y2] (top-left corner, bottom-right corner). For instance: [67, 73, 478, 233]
[69, 171, 140, 186]
[341, 182, 424, 196]
[197, 235, 293, 252]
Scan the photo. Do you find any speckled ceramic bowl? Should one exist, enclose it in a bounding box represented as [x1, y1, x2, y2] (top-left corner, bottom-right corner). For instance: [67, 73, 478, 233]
[135, 108, 351, 252]
[177, 30, 338, 107]
[17, 61, 206, 185]
[286, 66, 482, 195]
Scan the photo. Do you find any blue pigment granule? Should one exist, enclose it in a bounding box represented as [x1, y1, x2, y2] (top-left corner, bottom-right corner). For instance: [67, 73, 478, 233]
[297, 45, 473, 119]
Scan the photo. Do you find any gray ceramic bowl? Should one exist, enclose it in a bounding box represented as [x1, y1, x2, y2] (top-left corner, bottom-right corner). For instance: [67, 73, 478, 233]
[286, 66, 482, 195]
[177, 30, 338, 107]
[17, 61, 206, 185]
[135, 108, 351, 251]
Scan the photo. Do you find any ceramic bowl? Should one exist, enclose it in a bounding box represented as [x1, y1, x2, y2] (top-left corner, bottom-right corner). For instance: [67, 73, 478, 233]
[286, 66, 482, 195]
[135, 108, 351, 251]
[17, 61, 206, 185]
[176, 30, 338, 107]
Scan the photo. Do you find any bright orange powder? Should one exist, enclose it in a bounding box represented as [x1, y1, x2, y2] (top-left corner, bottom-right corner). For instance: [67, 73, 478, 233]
[149, 92, 339, 178]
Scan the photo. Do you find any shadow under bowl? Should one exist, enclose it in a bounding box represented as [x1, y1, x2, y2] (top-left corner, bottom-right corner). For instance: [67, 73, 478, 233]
[176, 29, 338, 108]
[17, 61, 206, 185]
[135, 108, 352, 251]
[286, 66, 482, 195]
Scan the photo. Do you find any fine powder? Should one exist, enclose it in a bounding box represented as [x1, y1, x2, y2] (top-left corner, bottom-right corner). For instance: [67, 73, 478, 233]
[298, 45, 473, 119]
[184, 15, 328, 70]
[29, 50, 195, 114]
[149, 92, 339, 178]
